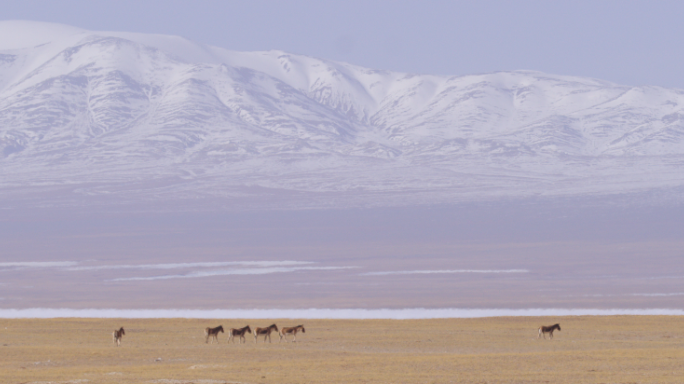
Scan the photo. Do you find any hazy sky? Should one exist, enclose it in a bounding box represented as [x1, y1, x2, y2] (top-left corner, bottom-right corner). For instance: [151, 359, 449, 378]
[3, 0, 684, 88]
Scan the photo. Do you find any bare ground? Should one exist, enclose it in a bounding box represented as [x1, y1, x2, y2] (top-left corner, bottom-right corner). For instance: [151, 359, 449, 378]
[1, 316, 683, 383]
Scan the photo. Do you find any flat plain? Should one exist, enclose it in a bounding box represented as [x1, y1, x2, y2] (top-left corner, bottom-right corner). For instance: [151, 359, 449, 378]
[1, 316, 683, 383]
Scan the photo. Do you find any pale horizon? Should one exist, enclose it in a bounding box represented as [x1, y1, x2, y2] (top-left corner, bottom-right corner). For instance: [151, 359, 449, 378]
[2, 0, 684, 89]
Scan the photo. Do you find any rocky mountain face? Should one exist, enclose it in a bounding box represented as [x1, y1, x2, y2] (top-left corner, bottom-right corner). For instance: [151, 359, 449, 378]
[1, 21, 684, 209]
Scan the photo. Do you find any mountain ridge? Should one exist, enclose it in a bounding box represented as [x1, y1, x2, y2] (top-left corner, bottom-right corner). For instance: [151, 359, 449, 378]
[1, 20, 683, 209]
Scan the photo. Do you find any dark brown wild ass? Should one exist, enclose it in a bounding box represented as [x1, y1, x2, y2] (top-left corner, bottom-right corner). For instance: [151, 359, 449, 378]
[537, 323, 561, 339]
[253, 324, 278, 343]
[227, 325, 252, 344]
[205, 325, 224, 344]
[112, 327, 125, 347]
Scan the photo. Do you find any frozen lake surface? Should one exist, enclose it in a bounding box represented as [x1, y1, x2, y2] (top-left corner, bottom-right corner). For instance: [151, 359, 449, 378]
[2, 199, 683, 313]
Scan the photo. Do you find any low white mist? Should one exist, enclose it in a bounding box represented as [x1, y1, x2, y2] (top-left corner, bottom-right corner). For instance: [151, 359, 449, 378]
[2, 308, 683, 319]
[361, 269, 529, 276]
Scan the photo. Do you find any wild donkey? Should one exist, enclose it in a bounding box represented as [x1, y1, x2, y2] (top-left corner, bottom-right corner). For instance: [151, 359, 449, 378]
[279, 325, 305, 342]
[205, 325, 224, 344]
[112, 327, 125, 347]
[537, 324, 561, 339]
[253, 324, 278, 343]
[227, 325, 252, 344]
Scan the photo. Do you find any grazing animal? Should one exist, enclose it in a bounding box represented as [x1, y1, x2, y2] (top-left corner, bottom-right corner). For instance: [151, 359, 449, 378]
[538, 323, 561, 339]
[204, 325, 224, 344]
[253, 324, 278, 343]
[112, 327, 125, 347]
[279, 325, 305, 342]
[227, 325, 252, 344]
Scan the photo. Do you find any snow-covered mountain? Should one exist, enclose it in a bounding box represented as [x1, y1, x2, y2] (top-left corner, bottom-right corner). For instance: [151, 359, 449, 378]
[1, 20, 683, 209]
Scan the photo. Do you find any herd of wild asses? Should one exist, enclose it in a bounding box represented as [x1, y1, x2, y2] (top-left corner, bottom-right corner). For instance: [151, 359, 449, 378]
[112, 324, 306, 346]
[112, 322, 560, 346]
[205, 324, 306, 344]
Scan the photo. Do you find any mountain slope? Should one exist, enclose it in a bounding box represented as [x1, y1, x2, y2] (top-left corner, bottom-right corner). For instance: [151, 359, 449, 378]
[1, 21, 683, 209]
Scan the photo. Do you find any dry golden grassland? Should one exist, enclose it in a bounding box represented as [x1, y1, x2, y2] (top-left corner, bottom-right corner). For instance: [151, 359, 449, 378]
[1, 316, 683, 383]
